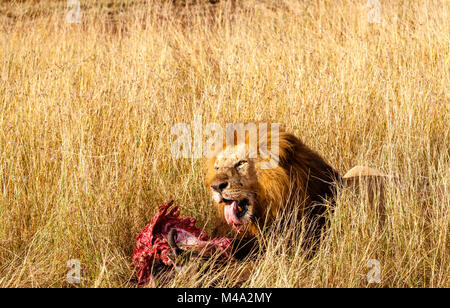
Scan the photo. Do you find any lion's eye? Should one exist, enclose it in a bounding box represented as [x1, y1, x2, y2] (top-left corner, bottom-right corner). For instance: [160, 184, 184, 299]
[235, 160, 248, 168]
[214, 166, 219, 170]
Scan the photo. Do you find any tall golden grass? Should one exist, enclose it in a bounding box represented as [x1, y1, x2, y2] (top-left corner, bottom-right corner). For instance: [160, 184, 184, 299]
[0, 0, 448, 287]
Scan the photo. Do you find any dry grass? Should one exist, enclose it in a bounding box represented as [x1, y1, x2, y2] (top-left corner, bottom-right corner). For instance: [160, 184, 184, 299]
[0, 0, 448, 287]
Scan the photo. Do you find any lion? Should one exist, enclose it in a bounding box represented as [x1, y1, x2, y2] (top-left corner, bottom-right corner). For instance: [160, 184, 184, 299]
[205, 125, 386, 258]
[205, 126, 343, 256]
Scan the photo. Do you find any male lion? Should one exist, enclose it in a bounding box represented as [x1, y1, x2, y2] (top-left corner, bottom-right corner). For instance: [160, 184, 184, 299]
[205, 126, 343, 257]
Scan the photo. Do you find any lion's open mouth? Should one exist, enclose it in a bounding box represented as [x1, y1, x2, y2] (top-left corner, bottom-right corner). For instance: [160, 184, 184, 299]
[223, 198, 249, 232]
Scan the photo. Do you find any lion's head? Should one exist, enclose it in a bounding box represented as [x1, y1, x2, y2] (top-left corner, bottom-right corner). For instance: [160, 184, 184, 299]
[206, 126, 340, 239]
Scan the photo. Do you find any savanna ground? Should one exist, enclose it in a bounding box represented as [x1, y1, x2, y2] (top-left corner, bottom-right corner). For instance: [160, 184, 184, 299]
[0, 0, 448, 287]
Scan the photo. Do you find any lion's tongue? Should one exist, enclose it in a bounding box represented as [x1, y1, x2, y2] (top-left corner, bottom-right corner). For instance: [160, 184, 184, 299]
[224, 201, 241, 226]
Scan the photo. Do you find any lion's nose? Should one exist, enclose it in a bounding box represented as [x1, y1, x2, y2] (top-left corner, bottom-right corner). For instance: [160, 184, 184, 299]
[211, 181, 228, 192]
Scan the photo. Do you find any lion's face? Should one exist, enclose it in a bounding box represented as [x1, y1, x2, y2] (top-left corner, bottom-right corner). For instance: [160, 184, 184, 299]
[208, 144, 260, 233]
